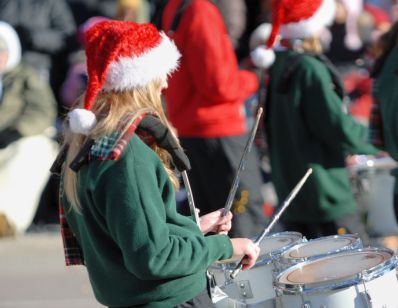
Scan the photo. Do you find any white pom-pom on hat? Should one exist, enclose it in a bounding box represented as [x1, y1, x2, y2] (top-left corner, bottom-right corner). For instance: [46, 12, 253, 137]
[68, 108, 97, 135]
[250, 45, 276, 69]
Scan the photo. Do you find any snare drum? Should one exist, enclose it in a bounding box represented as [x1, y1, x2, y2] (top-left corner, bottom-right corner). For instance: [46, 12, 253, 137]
[348, 155, 398, 236]
[210, 231, 303, 307]
[275, 247, 398, 308]
[278, 234, 362, 270]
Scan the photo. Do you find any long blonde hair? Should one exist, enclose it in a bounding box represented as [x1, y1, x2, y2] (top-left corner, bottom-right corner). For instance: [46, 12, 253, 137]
[62, 79, 180, 210]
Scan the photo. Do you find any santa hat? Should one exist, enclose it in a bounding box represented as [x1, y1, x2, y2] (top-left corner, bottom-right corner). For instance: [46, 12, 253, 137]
[68, 20, 181, 135]
[251, 0, 336, 69]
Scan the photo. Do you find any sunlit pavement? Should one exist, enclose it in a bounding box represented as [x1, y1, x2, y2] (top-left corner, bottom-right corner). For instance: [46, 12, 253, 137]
[0, 230, 103, 308]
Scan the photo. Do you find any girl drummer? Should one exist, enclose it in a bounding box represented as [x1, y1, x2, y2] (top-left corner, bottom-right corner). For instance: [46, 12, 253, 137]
[57, 20, 260, 307]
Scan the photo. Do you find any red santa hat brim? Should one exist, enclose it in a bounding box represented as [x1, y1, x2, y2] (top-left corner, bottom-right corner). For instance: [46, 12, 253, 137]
[104, 32, 181, 91]
[280, 0, 336, 39]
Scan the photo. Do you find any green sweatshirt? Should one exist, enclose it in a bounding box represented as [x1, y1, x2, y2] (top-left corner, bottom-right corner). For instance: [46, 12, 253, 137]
[62, 134, 233, 307]
[265, 50, 378, 223]
[372, 46, 398, 192]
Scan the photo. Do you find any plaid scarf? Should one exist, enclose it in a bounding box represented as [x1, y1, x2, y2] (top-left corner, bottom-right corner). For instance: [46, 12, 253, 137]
[60, 112, 155, 266]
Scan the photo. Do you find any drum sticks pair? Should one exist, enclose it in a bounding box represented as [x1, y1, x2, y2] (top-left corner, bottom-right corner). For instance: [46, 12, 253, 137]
[230, 167, 313, 279]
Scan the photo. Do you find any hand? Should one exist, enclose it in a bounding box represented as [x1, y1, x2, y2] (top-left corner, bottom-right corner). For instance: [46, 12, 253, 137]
[230, 238, 260, 271]
[199, 208, 232, 235]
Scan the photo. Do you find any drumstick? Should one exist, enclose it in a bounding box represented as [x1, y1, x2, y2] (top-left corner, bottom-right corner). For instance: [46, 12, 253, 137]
[230, 168, 313, 279]
[181, 168, 201, 227]
[222, 107, 263, 216]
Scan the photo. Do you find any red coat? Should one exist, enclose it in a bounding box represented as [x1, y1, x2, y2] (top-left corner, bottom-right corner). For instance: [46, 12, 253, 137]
[162, 0, 258, 137]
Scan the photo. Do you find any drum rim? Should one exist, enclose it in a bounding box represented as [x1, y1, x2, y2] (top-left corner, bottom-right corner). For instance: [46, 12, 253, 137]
[274, 247, 398, 295]
[280, 234, 362, 264]
[252, 231, 303, 266]
[215, 231, 303, 269]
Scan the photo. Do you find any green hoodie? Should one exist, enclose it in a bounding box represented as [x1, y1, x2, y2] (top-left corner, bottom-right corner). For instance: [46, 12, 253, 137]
[372, 46, 398, 192]
[265, 50, 378, 223]
[62, 134, 233, 307]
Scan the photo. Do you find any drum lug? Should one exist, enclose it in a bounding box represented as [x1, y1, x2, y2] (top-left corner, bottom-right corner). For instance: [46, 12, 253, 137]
[236, 280, 254, 300]
[360, 291, 373, 308]
[301, 302, 312, 308]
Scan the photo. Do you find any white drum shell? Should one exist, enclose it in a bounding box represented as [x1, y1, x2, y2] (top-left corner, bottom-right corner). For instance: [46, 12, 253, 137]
[277, 269, 398, 308]
[349, 155, 398, 236]
[210, 232, 303, 307]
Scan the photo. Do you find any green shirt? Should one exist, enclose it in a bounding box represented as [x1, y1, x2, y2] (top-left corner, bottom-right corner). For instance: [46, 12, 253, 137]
[372, 46, 398, 192]
[62, 134, 233, 307]
[265, 50, 378, 223]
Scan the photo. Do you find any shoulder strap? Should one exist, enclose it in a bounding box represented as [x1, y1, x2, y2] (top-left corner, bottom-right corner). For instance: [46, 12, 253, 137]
[277, 53, 305, 94]
[277, 52, 346, 100]
[167, 0, 192, 35]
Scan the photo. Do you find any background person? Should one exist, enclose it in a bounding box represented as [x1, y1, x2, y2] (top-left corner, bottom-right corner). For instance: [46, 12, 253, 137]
[251, 0, 379, 243]
[0, 22, 58, 235]
[162, 0, 269, 238]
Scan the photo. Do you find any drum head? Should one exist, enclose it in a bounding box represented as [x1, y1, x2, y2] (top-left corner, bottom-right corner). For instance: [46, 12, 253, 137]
[215, 232, 302, 265]
[257, 232, 302, 260]
[283, 235, 359, 260]
[277, 249, 393, 286]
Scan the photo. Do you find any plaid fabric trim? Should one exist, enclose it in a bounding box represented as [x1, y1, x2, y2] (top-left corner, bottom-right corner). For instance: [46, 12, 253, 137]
[90, 113, 149, 161]
[369, 83, 385, 148]
[59, 181, 85, 266]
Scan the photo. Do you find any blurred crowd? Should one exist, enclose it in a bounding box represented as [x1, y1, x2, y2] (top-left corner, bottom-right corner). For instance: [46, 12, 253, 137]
[0, 0, 398, 251]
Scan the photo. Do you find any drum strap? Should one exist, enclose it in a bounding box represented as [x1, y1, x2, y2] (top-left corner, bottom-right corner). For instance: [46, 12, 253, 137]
[165, 0, 192, 37]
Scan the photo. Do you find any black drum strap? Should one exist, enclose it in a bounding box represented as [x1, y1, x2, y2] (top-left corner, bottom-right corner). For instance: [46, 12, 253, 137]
[167, 0, 192, 35]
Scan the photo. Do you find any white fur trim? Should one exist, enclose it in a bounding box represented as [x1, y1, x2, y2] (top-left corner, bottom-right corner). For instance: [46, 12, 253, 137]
[104, 32, 181, 91]
[280, 0, 336, 39]
[68, 109, 97, 135]
[0, 21, 21, 72]
[251, 45, 275, 69]
[249, 23, 272, 50]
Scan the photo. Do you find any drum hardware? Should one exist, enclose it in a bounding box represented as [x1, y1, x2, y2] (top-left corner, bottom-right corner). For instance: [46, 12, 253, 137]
[298, 286, 312, 308]
[237, 280, 253, 299]
[212, 231, 303, 306]
[359, 286, 372, 308]
[231, 168, 313, 279]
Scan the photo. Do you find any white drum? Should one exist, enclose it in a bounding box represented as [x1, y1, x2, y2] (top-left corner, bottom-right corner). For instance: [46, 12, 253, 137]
[275, 247, 398, 308]
[210, 231, 303, 307]
[348, 155, 398, 236]
[278, 234, 363, 270]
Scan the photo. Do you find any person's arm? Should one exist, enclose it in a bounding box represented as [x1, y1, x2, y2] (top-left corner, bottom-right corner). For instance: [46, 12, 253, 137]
[95, 138, 233, 280]
[180, 1, 258, 104]
[300, 57, 378, 155]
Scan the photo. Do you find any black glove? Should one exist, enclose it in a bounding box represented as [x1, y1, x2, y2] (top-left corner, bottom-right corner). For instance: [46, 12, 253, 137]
[138, 115, 191, 172]
[0, 129, 22, 149]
